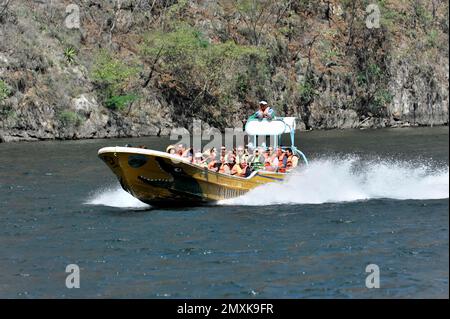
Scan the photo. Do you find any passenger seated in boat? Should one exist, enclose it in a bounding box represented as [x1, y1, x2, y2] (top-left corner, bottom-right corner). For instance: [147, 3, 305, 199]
[244, 146, 250, 158]
[245, 145, 254, 162]
[231, 159, 251, 177]
[285, 148, 299, 169]
[263, 146, 273, 160]
[193, 152, 206, 166]
[166, 145, 176, 155]
[183, 147, 193, 159]
[219, 146, 227, 163]
[275, 147, 288, 173]
[262, 146, 276, 170]
[205, 148, 219, 171]
[263, 154, 277, 172]
[235, 145, 247, 164]
[255, 100, 275, 120]
[226, 150, 235, 163]
[176, 144, 185, 156]
[245, 143, 254, 160]
[248, 148, 265, 171]
[183, 147, 194, 162]
[219, 154, 236, 175]
[242, 161, 252, 177]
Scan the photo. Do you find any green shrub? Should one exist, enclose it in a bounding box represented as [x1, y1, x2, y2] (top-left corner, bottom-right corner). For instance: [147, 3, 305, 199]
[234, 74, 249, 99]
[378, 1, 404, 31]
[140, 24, 268, 123]
[105, 94, 139, 111]
[91, 50, 140, 108]
[59, 110, 83, 126]
[0, 80, 11, 102]
[322, 48, 340, 66]
[357, 63, 382, 85]
[413, 2, 433, 28]
[63, 47, 77, 64]
[167, 0, 189, 19]
[373, 89, 393, 108]
[427, 29, 439, 48]
[297, 75, 317, 105]
[354, 60, 391, 116]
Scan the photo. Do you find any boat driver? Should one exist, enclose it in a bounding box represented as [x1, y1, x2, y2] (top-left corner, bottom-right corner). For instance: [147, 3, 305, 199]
[256, 100, 274, 120]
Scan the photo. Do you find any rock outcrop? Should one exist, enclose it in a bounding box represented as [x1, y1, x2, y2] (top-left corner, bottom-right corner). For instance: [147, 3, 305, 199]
[0, 0, 448, 142]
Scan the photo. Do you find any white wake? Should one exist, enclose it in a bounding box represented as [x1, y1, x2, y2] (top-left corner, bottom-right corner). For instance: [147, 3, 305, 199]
[222, 157, 449, 205]
[85, 186, 149, 208]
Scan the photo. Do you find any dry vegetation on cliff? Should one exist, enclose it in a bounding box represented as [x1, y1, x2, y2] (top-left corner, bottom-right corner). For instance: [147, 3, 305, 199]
[0, 0, 448, 141]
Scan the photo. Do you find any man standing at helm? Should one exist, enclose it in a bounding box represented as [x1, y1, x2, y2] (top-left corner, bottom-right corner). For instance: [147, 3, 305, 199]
[255, 100, 275, 120]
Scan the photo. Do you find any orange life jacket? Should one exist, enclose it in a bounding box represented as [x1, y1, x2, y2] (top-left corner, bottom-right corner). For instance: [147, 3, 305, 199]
[286, 155, 293, 169]
[277, 153, 286, 173]
[277, 153, 286, 167]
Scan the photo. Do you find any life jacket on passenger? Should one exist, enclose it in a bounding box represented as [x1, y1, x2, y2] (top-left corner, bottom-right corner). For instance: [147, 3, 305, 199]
[277, 152, 287, 173]
[264, 155, 276, 171]
[286, 154, 299, 169]
[286, 155, 293, 169]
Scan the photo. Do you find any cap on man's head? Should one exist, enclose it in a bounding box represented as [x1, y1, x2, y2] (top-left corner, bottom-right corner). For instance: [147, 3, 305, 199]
[166, 145, 176, 152]
[259, 100, 268, 105]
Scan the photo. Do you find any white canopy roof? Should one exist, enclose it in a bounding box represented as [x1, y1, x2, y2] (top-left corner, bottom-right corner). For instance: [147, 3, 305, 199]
[245, 117, 296, 136]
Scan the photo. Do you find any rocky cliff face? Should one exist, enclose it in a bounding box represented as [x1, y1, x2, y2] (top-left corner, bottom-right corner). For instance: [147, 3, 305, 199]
[0, 0, 448, 142]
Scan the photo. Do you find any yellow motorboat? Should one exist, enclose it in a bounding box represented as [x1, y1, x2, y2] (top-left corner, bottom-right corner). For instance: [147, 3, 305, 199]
[98, 117, 308, 206]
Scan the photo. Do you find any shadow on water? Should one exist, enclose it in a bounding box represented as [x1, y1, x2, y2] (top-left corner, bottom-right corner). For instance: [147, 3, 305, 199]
[92, 203, 210, 217]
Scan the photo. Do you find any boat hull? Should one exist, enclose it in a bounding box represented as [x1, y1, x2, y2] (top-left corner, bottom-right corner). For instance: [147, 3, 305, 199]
[98, 147, 287, 206]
